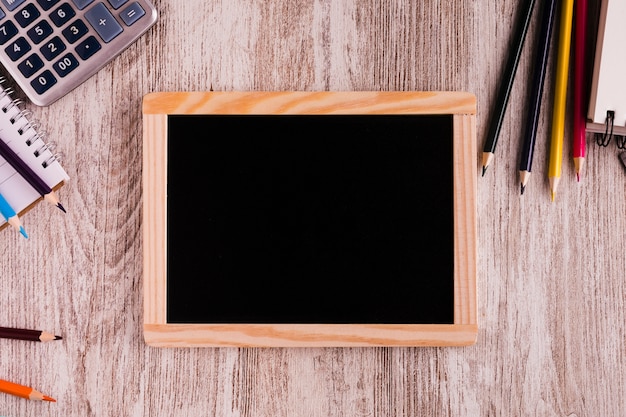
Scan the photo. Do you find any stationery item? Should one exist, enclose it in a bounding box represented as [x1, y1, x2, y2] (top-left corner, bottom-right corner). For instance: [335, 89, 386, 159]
[572, 0, 588, 181]
[0, 378, 55, 402]
[519, 0, 557, 194]
[0, 326, 61, 342]
[620, 151, 626, 171]
[0, 77, 69, 233]
[0, 130, 65, 212]
[587, 0, 626, 142]
[617, 132, 626, 149]
[0, 0, 158, 106]
[482, 0, 536, 176]
[548, 0, 575, 201]
[0, 192, 27, 238]
[143, 91, 478, 348]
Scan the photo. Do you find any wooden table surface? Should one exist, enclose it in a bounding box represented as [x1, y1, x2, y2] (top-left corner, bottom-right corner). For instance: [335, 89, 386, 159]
[1, 1, 624, 416]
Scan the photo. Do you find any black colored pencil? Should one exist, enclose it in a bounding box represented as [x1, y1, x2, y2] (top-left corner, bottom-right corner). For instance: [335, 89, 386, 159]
[0, 326, 62, 342]
[482, 0, 537, 176]
[519, 0, 558, 194]
[0, 137, 65, 212]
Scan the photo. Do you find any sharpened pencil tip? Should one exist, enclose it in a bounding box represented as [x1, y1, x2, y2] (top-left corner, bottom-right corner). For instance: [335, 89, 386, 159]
[576, 172, 580, 182]
[19, 226, 28, 239]
[481, 166, 487, 177]
[54, 335, 62, 340]
[57, 203, 66, 213]
[520, 184, 525, 195]
[551, 191, 555, 202]
[43, 395, 56, 402]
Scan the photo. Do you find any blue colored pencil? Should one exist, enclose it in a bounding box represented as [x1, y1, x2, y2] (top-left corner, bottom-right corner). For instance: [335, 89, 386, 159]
[0, 192, 28, 238]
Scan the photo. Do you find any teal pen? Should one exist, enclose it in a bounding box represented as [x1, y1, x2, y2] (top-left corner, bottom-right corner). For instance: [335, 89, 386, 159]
[0, 192, 28, 238]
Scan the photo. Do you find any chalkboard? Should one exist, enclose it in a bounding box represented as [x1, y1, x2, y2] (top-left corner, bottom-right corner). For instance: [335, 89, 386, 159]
[143, 91, 477, 347]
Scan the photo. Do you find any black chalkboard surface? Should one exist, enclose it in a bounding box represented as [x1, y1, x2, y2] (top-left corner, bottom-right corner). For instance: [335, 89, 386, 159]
[143, 91, 477, 347]
[167, 114, 453, 324]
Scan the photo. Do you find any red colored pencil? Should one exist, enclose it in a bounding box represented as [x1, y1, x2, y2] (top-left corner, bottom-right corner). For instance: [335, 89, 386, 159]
[573, 0, 588, 181]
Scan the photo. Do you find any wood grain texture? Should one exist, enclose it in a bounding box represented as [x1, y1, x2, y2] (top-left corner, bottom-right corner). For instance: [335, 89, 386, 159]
[0, 0, 624, 415]
[143, 91, 477, 347]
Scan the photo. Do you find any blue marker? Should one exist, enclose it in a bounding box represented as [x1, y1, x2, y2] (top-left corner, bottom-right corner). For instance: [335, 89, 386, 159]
[0, 192, 28, 238]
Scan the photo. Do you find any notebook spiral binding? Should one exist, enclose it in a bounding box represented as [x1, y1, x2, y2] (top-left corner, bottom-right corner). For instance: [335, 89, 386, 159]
[596, 110, 626, 149]
[0, 76, 62, 168]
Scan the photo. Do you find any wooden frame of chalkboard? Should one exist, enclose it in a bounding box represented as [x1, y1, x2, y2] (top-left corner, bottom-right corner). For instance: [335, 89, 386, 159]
[142, 91, 477, 347]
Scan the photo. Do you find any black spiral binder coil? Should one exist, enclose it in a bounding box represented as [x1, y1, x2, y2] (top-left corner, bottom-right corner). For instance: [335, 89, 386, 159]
[596, 110, 614, 147]
[0, 76, 62, 169]
[596, 110, 626, 149]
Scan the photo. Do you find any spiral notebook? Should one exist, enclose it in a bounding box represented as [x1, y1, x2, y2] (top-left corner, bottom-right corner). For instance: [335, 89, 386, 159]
[0, 78, 69, 232]
[586, 0, 626, 138]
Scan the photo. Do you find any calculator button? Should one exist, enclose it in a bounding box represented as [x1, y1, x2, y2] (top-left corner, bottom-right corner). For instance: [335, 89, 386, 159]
[75, 34, 100, 59]
[52, 52, 78, 77]
[50, 3, 76, 27]
[0, 19, 17, 44]
[85, 3, 122, 42]
[120, 2, 144, 26]
[36, 0, 61, 11]
[30, 69, 57, 94]
[40, 35, 65, 60]
[15, 3, 40, 28]
[107, 0, 128, 9]
[18, 53, 44, 77]
[0, 0, 27, 12]
[0, 9, 5, 19]
[27, 20, 53, 44]
[71, 0, 94, 9]
[5, 36, 30, 60]
[62, 19, 88, 43]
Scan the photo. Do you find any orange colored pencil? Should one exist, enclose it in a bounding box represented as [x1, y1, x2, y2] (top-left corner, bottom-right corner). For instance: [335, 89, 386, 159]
[0, 378, 56, 402]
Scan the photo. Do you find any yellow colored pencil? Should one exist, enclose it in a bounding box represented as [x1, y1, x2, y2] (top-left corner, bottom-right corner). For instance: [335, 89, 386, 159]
[548, 0, 575, 201]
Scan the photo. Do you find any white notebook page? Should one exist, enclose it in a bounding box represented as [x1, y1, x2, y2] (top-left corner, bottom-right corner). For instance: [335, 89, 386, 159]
[0, 90, 69, 228]
[587, 0, 626, 135]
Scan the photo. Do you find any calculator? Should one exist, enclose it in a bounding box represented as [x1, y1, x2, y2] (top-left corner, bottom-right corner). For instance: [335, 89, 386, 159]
[0, 0, 157, 106]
